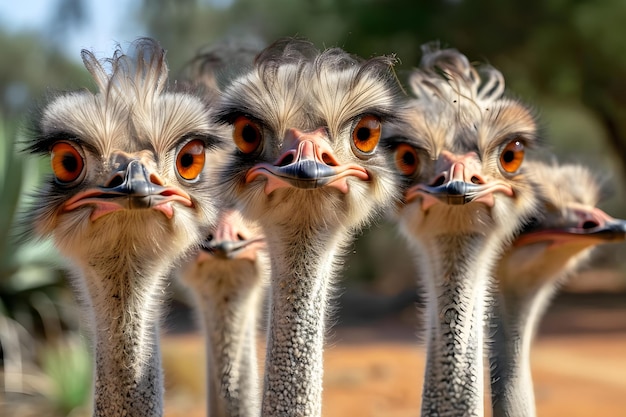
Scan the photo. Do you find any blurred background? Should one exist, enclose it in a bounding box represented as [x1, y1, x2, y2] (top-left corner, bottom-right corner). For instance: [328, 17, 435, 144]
[1, 0, 625, 416]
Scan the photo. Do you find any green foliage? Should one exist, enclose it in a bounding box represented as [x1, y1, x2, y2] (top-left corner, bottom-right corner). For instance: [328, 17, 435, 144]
[40, 335, 92, 416]
[0, 111, 88, 416]
[0, 116, 23, 261]
[0, 116, 64, 318]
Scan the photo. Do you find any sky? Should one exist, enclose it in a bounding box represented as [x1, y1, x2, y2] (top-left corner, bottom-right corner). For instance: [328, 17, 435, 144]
[0, 0, 147, 60]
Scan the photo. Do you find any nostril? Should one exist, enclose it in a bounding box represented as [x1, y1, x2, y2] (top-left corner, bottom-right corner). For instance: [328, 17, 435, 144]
[277, 154, 294, 167]
[582, 221, 599, 229]
[236, 233, 245, 241]
[321, 153, 336, 166]
[432, 176, 445, 187]
[471, 176, 483, 184]
[150, 173, 164, 186]
[107, 175, 124, 188]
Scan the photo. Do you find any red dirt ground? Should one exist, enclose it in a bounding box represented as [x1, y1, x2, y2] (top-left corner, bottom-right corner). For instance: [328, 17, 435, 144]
[161, 293, 626, 417]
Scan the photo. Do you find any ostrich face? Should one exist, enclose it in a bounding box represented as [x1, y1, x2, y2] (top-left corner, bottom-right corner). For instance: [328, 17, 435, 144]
[198, 208, 266, 263]
[216, 39, 402, 230]
[498, 162, 626, 290]
[26, 39, 225, 264]
[392, 47, 539, 242]
[182, 208, 267, 294]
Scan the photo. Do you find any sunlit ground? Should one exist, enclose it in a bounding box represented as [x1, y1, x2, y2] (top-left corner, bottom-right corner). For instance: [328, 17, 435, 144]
[161, 291, 626, 417]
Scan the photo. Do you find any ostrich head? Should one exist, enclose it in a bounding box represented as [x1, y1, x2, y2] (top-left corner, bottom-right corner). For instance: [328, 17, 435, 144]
[23, 38, 225, 271]
[182, 207, 267, 294]
[393, 45, 540, 250]
[215, 38, 403, 233]
[498, 160, 626, 292]
[181, 36, 265, 93]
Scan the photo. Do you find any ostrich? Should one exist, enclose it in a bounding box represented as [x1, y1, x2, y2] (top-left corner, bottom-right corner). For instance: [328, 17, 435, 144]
[490, 160, 626, 417]
[178, 207, 268, 417]
[22, 38, 225, 417]
[215, 38, 403, 417]
[391, 45, 540, 416]
[181, 36, 265, 92]
[172, 38, 267, 417]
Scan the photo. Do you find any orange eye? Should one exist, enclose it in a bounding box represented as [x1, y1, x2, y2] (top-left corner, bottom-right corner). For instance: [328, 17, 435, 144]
[352, 115, 382, 154]
[499, 140, 525, 173]
[176, 139, 206, 181]
[233, 116, 262, 154]
[51, 142, 84, 183]
[394, 144, 419, 176]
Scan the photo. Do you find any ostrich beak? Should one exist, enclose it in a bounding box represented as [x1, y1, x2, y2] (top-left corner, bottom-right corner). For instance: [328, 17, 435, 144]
[200, 237, 264, 260]
[405, 155, 513, 209]
[514, 207, 626, 247]
[409, 180, 484, 205]
[199, 209, 264, 261]
[584, 218, 626, 241]
[64, 159, 192, 221]
[245, 127, 369, 195]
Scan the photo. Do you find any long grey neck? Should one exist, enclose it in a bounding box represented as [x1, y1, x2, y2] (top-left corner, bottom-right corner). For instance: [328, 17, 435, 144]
[194, 268, 263, 417]
[420, 233, 492, 417]
[82, 261, 166, 417]
[261, 228, 342, 417]
[490, 283, 556, 417]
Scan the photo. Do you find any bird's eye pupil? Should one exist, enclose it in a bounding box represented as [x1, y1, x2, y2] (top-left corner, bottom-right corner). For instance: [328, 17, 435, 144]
[242, 124, 258, 144]
[356, 127, 371, 142]
[402, 151, 416, 167]
[502, 150, 514, 163]
[62, 153, 78, 172]
[180, 153, 194, 168]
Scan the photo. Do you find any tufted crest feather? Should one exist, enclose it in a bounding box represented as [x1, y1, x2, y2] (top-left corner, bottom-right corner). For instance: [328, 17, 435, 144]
[410, 43, 505, 108]
[181, 36, 265, 92]
[401, 44, 540, 169]
[82, 38, 168, 110]
[219, 38, 402, 143]
[27, 37, 222, 160]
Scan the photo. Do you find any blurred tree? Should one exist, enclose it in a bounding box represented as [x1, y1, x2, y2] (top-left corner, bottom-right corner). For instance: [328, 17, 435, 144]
[0, 29, 89, 133]
[49, 0, 87, 40]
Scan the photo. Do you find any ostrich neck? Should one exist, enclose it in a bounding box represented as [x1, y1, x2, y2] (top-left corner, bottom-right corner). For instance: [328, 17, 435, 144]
[420, 233, 493, 417]
[80, 259, 167, 417]
[194, 269, 263, 417]
[490, 282, 556, 417]
[262, 226, 343, 417]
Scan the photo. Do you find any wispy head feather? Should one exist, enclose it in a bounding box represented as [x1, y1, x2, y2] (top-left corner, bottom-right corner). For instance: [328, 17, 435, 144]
[181, 36, 265, 92]
[81, 38, 168, 110]
[409, 43, 505, 109]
